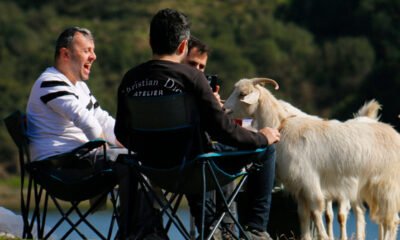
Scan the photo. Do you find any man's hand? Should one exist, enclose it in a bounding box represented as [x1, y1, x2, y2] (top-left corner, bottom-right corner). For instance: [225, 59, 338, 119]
[213, 85, 224, 108]
[259, 127, 280, 145]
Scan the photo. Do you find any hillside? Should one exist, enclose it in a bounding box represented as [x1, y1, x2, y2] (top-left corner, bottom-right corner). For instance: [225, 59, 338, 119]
[1, 0, 399, 176]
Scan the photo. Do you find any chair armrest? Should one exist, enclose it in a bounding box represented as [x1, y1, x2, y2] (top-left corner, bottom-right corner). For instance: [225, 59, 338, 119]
[30, 139, 107, 169]
[195, 147, 266, 159]
[195, 147, 267, 174]
[70, 139, 107, 156]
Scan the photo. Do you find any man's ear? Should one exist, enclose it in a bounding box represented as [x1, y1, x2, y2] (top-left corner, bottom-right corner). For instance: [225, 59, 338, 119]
[176, 39, 188, 55]
[59, 47, 70, 60]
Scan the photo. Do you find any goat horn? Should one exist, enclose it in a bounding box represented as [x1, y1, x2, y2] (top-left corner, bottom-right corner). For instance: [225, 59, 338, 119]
[251, 78, 279, 90]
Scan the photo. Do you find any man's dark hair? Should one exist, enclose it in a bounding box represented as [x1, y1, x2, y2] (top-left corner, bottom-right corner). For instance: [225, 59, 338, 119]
[149, 8, 191, 55]
[188, 36, 211, 55]
[55, 26, 93, 60]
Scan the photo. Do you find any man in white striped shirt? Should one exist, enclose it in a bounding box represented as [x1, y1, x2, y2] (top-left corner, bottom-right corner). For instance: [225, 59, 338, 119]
[26, 27, 138, 238]
[26, 27, 122, 161]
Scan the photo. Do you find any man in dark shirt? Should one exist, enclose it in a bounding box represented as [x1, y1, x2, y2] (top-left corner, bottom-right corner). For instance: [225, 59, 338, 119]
[115, 8, 280, 240]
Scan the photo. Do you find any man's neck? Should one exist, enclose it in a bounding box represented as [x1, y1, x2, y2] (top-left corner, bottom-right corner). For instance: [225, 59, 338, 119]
[54, 63, 78, 85]
[153, 54, 183, 63]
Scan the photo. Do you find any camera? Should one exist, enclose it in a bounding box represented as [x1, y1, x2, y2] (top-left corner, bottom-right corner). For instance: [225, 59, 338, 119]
[205, 74, 220, 92]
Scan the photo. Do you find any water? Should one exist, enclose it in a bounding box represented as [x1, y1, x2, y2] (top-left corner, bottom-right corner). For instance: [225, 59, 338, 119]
[332, 209, 380, 240]
[39, 207, 381, 240]
[41, 208, 191, 239]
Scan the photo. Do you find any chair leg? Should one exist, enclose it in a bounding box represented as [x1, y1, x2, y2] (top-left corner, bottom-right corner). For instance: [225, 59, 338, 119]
[205, 162, 250, 240]
[46, 198, 86, 240]
[61, 192, 112, 240]
[164, 193, 184, 231]
[107, 190, 119, 240]
[41, 191, 50, 237]
[190, 215, 197, 240]
[132, 168, 192, 239]
[21, 176, 33, 239]
[33, 184, 45, 238]
[200, 160, 206, 240]
[39, 190, 117, 240]
[73, 208, 104, 239]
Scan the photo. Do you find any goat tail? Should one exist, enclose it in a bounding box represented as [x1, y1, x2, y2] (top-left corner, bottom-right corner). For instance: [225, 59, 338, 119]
[354, 99, 381, 120]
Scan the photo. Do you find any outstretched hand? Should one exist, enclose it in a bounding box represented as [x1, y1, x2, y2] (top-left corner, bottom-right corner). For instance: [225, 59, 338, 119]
[259, 127, 280, 145]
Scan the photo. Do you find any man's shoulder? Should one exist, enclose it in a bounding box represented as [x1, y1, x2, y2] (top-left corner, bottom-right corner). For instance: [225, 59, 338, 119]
[29, 67, 75, 101]
[162, 60, 198, 72]
[37, 67, 70, 85]
[161, 61, 203, 80]
[123, 60, 200, 81]
[122, 61, 148, 77]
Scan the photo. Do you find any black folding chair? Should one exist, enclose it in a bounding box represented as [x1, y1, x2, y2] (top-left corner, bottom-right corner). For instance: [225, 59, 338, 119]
[119, 93, 266, 240]
[4, 110, 120, 240]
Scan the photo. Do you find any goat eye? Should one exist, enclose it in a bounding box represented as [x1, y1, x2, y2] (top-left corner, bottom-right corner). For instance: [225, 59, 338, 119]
[239, 92, 246, 97]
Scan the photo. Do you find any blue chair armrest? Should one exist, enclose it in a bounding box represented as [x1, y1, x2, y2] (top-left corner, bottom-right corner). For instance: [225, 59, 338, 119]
[195, 147, 266, 160]
[195, 147, 267, 176]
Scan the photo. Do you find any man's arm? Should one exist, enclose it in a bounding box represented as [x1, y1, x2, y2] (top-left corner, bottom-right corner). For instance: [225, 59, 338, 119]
[41, 81, 104, 141]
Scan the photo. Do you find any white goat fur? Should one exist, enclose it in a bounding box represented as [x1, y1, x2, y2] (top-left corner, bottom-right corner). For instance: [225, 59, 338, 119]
[359, 163, 400, 240]
[278, 99, 355, 240]
[224, 78, 400, 240]
[279, 100, 363, 240]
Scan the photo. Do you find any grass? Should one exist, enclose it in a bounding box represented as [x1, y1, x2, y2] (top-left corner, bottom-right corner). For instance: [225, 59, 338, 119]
[0, 175, 20, 211]
[0, 175, 20, 188]
[0, 235, 21, 240]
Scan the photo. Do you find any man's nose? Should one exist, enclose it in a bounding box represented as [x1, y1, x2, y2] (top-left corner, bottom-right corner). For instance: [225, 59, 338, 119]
[90, 52, 97, 61]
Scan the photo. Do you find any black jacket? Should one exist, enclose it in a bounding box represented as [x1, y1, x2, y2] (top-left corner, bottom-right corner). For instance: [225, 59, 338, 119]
[114, 60, 267, 156]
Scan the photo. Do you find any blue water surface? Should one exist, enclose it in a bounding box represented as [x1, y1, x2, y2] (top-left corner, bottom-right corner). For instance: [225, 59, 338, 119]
[38, 207, 381, 240]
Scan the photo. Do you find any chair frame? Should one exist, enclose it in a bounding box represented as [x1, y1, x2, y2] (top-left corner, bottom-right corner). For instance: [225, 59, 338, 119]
[4, 110, 120, 240]
[121, 152, 258, 240]
[122, 93, 265, 240]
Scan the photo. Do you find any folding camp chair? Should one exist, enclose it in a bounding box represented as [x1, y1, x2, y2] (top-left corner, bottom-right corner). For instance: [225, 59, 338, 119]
[4, 110, 120, 240]
[118, 93, 266, 240]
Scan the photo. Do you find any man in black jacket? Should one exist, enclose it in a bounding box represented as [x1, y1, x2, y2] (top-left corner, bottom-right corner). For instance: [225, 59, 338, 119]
[115, 8, 280, 240]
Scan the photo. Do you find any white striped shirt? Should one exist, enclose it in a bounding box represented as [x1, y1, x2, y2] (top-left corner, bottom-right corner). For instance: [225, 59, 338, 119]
[26, 67, 117, 161]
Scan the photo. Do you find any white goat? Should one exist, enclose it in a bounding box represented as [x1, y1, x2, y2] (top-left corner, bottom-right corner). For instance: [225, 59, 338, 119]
[359, 163, 400, 240]
[224, 78, 400, 240]
[278, 99, 353, 240]
[277, 89, 382, 240]
[278, 99, 376, 240]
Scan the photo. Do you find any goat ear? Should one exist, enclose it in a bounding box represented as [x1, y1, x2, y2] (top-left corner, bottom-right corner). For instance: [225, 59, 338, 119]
[241, 91, 260, 104]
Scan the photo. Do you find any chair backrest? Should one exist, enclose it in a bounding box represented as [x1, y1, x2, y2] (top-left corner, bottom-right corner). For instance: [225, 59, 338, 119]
[4, 111, 30, 168]
[4, 111, 117, 201]
[125, 93, 201, 168]
[123, 93, 263, 194]
[127, 93, 195, 129]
